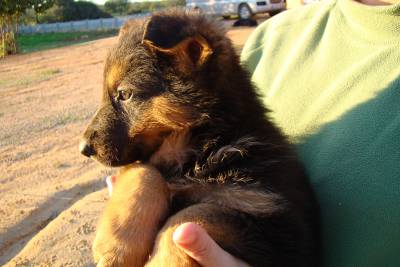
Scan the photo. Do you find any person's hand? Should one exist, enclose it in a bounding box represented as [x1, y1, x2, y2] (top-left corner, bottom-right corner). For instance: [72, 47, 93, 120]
[173, 222, 251, 267]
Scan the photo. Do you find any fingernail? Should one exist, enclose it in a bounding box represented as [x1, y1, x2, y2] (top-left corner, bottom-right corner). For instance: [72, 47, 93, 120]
[173, 223, 197, 246]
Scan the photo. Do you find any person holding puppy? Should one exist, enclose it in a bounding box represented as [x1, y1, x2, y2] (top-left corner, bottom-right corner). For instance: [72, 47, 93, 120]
[175, 0, 400, 266]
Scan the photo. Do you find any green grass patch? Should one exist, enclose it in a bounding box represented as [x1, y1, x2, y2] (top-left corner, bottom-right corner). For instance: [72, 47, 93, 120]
[18, 30, 118, 53]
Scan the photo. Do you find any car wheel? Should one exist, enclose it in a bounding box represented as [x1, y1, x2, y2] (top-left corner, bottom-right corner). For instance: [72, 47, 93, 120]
[238, 4, 252, 20]
[193, 6, 202, 13]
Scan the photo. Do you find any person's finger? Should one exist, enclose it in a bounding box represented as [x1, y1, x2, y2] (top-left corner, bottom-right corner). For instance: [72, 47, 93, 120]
[173, 222, 250, 267]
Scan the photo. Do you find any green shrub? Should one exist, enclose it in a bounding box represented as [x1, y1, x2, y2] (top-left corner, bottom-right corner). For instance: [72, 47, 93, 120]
[40, 0, 112, 23]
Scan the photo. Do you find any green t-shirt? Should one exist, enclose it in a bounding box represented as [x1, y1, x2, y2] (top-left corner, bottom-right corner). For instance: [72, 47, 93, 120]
[241, 0, 400, 266]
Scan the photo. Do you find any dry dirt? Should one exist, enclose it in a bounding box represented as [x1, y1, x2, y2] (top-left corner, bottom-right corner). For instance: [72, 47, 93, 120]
[0, 22, 257, 266]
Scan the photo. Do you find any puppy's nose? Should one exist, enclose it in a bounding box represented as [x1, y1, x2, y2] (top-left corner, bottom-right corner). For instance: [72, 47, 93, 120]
[79, 139, 95, 157]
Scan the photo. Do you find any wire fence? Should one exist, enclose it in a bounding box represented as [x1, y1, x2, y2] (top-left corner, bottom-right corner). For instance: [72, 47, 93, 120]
[19, 14, 149, 35]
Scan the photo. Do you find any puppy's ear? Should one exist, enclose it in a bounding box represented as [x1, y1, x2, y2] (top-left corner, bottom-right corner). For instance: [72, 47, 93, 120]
[142, 15, 213, 73]
[119, 20, 140, 38]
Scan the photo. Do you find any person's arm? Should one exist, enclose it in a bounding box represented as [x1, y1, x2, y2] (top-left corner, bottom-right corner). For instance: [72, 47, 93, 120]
[173, 222, 250, 267]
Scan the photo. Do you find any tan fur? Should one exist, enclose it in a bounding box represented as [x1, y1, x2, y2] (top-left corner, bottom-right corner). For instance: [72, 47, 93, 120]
[145, 203, 236, 267]
[125, 96, 198, 163]
[143, 35, 213, 73]
[106, 64, 123, 90]
[93, 164, 170, 267]
[150, 129, 195, 169]
[145, 224, 199, 267]
[94, 166, 256, 267]
[150, 96, 194, 129]
[127, 97, 192, 139]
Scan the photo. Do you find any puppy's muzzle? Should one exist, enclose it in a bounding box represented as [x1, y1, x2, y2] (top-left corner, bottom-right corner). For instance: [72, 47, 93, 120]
[79, 138, 95, 158]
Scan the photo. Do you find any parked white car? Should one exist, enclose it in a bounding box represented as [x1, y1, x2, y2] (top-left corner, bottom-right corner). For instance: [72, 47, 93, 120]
[186, 0, 286, 19]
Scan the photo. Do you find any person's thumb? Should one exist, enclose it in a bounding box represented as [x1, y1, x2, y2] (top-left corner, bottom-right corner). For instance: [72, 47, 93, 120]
[173, 222, 249, 267]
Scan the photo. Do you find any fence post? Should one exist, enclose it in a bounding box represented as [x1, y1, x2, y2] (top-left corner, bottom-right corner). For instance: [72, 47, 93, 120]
[70, 21, 74, 32]
[86, 19, 89, 31]
[100, 19, 103, 31]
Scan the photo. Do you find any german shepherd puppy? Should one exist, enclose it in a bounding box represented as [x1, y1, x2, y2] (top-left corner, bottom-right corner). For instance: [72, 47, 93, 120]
[80, 10, 319, 267]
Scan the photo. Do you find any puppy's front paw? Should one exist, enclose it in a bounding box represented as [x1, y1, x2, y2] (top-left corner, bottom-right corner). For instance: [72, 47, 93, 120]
[93, 164, 170, 267]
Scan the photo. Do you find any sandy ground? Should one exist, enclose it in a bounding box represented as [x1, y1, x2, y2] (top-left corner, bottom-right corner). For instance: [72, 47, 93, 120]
[0, 20, 259, 266]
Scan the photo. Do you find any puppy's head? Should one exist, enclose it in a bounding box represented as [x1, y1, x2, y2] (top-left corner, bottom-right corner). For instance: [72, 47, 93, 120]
[80, 10, 239, 167]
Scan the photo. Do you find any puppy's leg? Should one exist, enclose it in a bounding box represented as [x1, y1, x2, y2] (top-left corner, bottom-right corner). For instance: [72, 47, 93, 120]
[146, 198, 313, 267]
[93, 164, 170, 267]
[145, 203, 241, 267]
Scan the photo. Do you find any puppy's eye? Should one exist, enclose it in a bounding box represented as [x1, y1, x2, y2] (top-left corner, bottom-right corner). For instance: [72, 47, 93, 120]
[117, 89, 132, 101]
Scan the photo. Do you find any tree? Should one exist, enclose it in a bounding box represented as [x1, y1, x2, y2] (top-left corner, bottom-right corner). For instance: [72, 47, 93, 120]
[0, 0, 56, 56]
[127, 0, 187, 15]
[0, 0, 30, 56]
[74, 1, 112, 20]
[104, 0, 129, 16]
[32, 0, 55, 23]
[40, 0, 112, 23]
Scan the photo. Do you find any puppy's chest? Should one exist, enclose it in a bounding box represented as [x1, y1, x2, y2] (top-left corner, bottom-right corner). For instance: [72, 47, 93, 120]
[153, 134, 263, 184]
[159, 140, 269, 215]
[149, 130, 195, 170]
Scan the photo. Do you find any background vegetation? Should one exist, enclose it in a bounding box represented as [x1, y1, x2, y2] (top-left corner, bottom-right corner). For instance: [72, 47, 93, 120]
[25, 0, 186, 24]
[38, 0, 112, 23]
[1, 0, 186, 57]
[18, 29, 117, 53]
[103, 0, 186, 16]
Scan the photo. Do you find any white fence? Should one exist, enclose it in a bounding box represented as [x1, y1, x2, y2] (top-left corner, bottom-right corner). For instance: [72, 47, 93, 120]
[19, 14, 149, 35]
